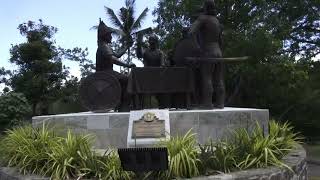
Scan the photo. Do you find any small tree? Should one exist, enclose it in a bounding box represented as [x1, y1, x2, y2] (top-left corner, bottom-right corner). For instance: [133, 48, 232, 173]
[0, 92, 31, 131]
[7, 20, 89, 115]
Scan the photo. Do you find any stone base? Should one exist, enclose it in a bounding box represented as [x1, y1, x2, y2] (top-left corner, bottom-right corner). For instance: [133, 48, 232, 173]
[32, 107, 269, 149]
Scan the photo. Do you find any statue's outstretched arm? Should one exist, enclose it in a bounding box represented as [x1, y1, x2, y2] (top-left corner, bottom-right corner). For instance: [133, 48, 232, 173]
[111, 55, 135, 68]
[113, 46, 128, 58]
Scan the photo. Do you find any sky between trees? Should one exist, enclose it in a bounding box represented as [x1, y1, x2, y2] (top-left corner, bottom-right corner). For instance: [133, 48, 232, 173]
[0, 0, 158, 77]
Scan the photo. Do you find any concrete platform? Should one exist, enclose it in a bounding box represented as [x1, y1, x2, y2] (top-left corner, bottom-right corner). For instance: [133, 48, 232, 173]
[32, 107, 269, 149]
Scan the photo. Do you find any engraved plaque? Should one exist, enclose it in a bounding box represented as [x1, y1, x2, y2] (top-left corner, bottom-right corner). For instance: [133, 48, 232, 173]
[132, 112, 166, 138]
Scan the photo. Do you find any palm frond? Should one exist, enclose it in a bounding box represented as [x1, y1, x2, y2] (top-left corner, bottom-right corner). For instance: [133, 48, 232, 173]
[89, 25, 125, 37]
[131, 8, 149, 31]
[118, 8, 135, 33]
[125, 0, 135, 9]
[109, 27, 126, 37]
[126, 0, 136, 18]
[132, 27, 153, 36]
[104, 6, 124, 30]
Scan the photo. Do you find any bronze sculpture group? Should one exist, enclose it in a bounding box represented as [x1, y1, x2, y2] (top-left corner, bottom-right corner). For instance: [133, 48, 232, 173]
[80, 0, 245, 112]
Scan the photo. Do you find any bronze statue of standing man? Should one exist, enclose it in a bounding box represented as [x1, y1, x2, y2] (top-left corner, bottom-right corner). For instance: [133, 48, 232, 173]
[190, 0, 225, 109]
[136, 34, 167, 67]
[96, 19, 135, 111]
[135, 34, 171, 109]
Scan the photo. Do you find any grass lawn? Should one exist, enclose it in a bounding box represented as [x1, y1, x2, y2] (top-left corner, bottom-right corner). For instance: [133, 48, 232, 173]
[310, 177, 320, 180]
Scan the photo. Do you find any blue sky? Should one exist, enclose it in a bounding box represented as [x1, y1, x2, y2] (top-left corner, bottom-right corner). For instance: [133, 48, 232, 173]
[0, 0, 158, 76]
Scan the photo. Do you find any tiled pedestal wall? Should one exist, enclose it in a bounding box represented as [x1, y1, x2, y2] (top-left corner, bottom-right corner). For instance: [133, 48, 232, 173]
[32, 107, 269, 149]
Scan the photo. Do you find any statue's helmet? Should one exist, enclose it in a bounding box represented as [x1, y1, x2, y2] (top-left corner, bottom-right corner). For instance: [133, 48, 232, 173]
[97, 19, 114, 42]
[203, 0, 217, 15]
[148, 34, 159, 44]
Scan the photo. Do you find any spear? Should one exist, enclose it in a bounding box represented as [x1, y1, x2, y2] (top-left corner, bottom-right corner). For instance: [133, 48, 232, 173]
[186, 56, 250, 63]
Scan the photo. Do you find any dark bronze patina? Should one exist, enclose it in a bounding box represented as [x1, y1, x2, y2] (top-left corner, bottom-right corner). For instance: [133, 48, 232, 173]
[136, 34, 171, 109]
[132, 112, 166, 138]
[136, 34, 167, 67]
[79, 71, 121, 111]
[188, 0, 225, 109]
[79, 2, 249, 112]
[79, 19, 135, 112]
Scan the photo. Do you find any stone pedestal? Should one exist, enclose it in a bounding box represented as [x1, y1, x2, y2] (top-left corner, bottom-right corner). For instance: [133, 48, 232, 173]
[32, 107, 269, 149]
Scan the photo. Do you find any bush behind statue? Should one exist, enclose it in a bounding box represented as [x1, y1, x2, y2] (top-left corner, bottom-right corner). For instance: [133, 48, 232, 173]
[0, 92, 31, 131]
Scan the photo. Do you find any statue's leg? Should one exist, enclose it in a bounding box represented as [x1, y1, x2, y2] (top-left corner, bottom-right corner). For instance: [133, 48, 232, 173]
[157, 94, 171, 109]
[117, 75, 131, 112]
[192, 68, 201, 106]
[200, 63, 214, 108]
[213, 62, 225, 108]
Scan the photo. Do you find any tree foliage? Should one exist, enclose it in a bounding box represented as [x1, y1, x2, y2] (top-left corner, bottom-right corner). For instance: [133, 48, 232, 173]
[7, 20, 90, 115]
[153, 0, 320, 139]
[8, 20, 66, 115]
[61, 47, 94, 78]
[0, 92, 31, 131]
[153, 0, 319, 58]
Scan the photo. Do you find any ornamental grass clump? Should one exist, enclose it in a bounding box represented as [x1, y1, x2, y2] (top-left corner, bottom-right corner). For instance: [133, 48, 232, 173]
[0, 124, 131, 180]
[158, 129, 200, 178]
[233, 121, 302, 170]
[98, 150, 133, 180]
[198, 120, 302, 174]
[45, 130, 94, 179]
[0, 121, 302, 179]
[1, 124, 59, 175]
[198, 140, 236, 174]
[232, 124, 287, 169]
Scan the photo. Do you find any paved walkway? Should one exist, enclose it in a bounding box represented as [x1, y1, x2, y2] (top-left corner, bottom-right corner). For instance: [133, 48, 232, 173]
[303, 144, 320, 179]
[309, 162, 320, 178]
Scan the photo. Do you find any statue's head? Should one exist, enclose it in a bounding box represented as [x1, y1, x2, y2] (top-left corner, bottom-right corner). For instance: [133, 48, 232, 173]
[148, 34, 159, 49]
[182, 27, 190, 38]
[98, 19, 113, 43]
[203, 0, 217, 16]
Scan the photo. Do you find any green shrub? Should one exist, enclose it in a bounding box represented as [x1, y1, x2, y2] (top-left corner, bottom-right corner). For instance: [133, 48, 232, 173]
[158, 129, 200, 178]
[199, 140, 236, 174]
[233, 124, 286, 169]
[0, 125, 131, 179]
[268, 120, 303, 152]
[0, 92, 31, 131]
[234, 121, 301, 170]
[1, 124, 59, 174]
[99, 150, 133, 180]
[199, 121, 302, 174]
[0, 121, 302, 179]
[45, 130, 94, 179]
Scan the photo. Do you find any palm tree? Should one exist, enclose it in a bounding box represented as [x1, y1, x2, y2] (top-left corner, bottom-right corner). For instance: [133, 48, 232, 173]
[104, 0, 151, 71]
